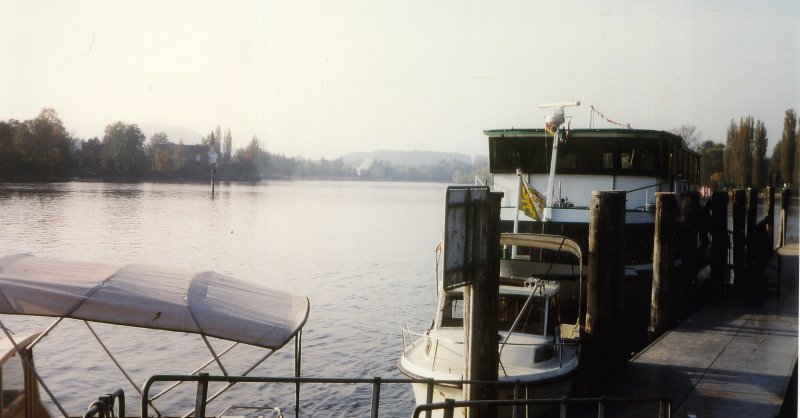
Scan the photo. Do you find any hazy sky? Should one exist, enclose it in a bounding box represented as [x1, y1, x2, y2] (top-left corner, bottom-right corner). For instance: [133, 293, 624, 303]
[2, 1, 798, 159]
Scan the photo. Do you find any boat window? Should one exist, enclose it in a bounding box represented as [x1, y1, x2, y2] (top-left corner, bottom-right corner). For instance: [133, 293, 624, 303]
[498, 294, 545, 335]
[441, 295, 464, 327]
[489, 137, 549, 173]
[621, 152, 632, 169]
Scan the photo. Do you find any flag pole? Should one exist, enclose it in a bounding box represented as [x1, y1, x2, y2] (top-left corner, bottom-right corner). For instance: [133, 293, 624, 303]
[512, 170, 522, 259]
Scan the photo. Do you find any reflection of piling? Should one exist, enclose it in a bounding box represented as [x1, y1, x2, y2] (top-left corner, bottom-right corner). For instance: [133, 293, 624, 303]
[650, 192, 676, 338]
[710, 191, 729, 295]
[585, 191, 626, 369]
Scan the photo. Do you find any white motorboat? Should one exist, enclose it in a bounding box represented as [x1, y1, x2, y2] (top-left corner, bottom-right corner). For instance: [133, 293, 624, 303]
[0, 253, 309, 417]
[399, 233, 582, 417]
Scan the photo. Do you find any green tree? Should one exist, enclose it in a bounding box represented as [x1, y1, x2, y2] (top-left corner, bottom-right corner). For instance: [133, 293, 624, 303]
[102, 122, 146, 176]
[77, 137, 103, 176]
[777, 109, 796, 186]
[697, 140, 725, 188]
[724, 117, 754, 188]
[223, 129, 232, 164]
[751, 120, 768, 188]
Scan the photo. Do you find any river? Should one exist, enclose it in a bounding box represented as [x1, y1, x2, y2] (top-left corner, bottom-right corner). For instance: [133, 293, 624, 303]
[0, 181, 796, 417]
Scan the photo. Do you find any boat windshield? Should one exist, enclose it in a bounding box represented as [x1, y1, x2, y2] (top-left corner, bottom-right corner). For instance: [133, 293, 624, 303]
[440, 292, 559, 336]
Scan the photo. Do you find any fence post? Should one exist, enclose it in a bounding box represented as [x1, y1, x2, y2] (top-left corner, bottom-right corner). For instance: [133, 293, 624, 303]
[195, 373, 209, 418]
[370, 377, 381, 418]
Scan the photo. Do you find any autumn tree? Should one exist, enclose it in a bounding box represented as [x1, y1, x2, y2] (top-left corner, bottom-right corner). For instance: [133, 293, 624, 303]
[12, 109, 74, 178]
[102, 122, 147, 176]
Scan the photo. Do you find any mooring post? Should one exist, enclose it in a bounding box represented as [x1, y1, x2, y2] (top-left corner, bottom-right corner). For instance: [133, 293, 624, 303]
[679, 191, 699, 317]
[710, 191, 729, 295]
[779, 188, 791, 247]
[462, 192, 502, 418]
[585, 191, 627, 370]
[745, 188, 759, 289]
[650, 192, 677, 339]
[765, 187, 775, 250]
[731, 189, 746, 289]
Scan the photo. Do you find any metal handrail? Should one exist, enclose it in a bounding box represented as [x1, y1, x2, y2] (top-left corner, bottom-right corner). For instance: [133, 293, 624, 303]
[83, 388, 125, 418]
[412, 395, 672, 418]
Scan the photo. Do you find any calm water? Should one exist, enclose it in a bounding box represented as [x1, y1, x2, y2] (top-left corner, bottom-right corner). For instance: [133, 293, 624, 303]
[0, 181, 447, 417]
[0, 181, 796, 417]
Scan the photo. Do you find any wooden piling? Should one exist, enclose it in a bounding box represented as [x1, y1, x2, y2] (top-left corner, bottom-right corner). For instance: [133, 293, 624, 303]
[679, 191, 699, 317]
[462, 192, 502, 418]
[650, 192, 677, 338]
[731, 189, 746, 288]
[765, 187, 775, 250]
[710, 191, 729, 295]
[585, 191, 627, 369]
[779, 188, 791, 247]
[745, 188, 759, 287]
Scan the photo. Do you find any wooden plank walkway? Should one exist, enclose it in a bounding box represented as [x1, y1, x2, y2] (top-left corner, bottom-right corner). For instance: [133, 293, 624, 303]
[600, 243, 798, 418]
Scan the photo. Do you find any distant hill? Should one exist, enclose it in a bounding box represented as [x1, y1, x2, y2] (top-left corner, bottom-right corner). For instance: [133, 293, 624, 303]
[138, 122, 202, 144]
[340, 149, 473, 166]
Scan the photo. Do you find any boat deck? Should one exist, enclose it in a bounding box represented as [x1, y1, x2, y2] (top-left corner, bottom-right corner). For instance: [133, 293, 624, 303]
[595, 243, 798, 417]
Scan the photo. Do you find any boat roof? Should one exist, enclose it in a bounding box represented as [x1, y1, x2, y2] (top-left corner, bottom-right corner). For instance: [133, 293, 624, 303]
[0, 254, 309, 350]
[483, 128, 681, 139]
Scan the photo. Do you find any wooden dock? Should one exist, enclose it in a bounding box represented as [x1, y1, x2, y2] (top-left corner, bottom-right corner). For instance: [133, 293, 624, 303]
[591, 243, 798, 417]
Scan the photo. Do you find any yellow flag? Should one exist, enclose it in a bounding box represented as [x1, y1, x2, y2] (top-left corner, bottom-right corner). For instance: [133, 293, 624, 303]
[519, 177, 545, 221]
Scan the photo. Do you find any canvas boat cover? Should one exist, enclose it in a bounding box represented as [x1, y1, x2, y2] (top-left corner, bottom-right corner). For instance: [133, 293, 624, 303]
[0, 254, 309, 350]
[500, 233, 583, 266]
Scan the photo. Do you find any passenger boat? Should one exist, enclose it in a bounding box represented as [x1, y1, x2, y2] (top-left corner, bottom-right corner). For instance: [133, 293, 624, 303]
[0, 253, 308, 417]
[482, 101, 701, 275]
[399, 233, 582, 417]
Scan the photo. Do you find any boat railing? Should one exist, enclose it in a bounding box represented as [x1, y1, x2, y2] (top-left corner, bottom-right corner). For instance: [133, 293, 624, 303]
[82, 388, 125, 418]
[412, 395, 672, 418]
[137, 373, 658, 418]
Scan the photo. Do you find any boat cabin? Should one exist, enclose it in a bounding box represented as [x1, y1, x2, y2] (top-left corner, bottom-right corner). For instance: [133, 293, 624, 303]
[437, 282, 561, 338]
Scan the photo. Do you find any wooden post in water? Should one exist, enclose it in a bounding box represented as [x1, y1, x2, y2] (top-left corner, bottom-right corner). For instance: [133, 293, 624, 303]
[779, 188, 791, 247]
[650, 192, 677, 339]
[765, 187, 775, 250]
[461, 191, 502, 418]
[679, 191, 699, 317]
[745, 188, 759, 289]
[585, 191, 627, 370]
[710, 191, 729, 295]
[731, 189, 746, 289]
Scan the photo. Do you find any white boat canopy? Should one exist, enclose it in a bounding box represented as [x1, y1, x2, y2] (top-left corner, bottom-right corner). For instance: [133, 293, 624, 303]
[500, 233, 583, 268]
[0, 254, 309, 350]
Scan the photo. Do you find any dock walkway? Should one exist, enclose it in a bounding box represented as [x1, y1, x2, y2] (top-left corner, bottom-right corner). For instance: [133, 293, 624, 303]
[604, 243, 798, 418]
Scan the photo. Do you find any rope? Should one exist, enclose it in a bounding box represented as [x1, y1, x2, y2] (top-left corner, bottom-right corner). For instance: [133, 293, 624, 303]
[590, 106, 633, 129]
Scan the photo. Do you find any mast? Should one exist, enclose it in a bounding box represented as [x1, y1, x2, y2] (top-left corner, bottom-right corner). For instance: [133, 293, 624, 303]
[538, 101, 580, 221]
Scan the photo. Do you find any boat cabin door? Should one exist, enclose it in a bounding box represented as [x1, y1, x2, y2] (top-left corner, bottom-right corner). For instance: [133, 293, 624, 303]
[0, 333, 51, 418]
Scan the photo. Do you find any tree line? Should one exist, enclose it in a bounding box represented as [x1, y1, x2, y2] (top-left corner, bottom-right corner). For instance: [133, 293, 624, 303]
[676, 108, 798, 191]
[0, 108, 488, 183]
[3, 108, 798, 188]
